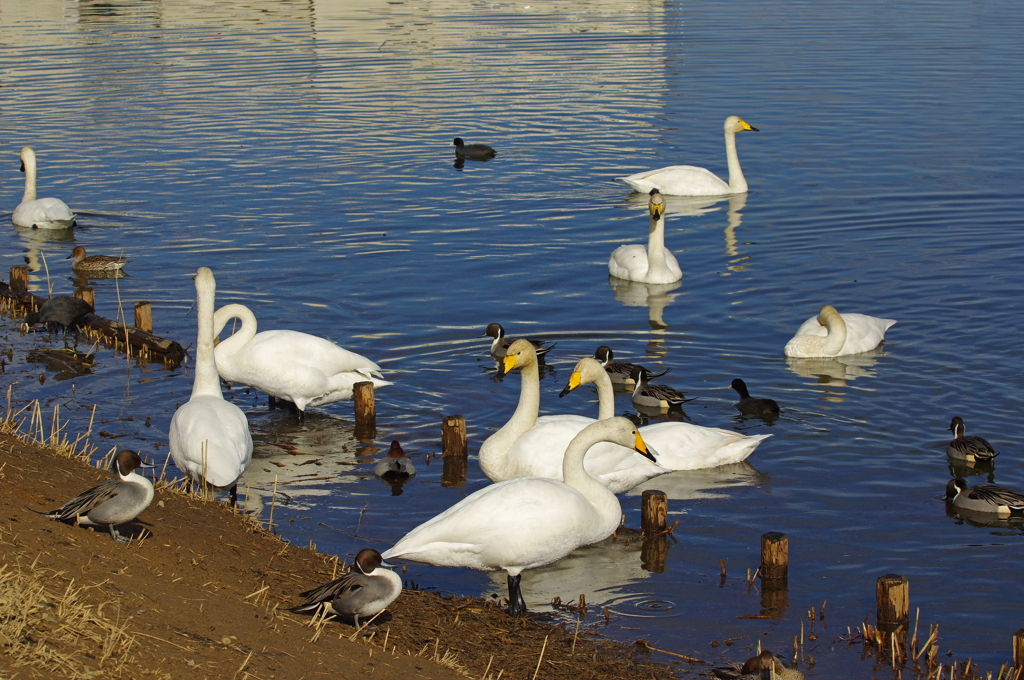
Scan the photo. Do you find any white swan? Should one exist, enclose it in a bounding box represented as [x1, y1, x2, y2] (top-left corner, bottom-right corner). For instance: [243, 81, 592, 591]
[783, 304, 896, 358]
[479, 339, 668, 493]
[12, 147, 77, 229]
[615, 116, 759, 196]
[608, 189, 682, 284]
[213, 303, 391, 419]
[169, 268, 253, 504]
[563, 357, 771, 470]
[382, 417, 654, 617]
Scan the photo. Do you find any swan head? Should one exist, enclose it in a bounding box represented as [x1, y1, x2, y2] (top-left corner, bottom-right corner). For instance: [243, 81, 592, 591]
[604, 417, 656, 462]
[499, 338, 538, 377]
[559, 357, 605, 397]
[19, 146, 36, 172]
[724, 116, 759, 134]
[648, 189, 665, 221]
[817, 304, 842, 326]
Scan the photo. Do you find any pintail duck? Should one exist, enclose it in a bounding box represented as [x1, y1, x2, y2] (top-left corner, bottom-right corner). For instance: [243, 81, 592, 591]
[730, 378, 780, 416]
[66, 246, 128, 272]
[946, 478, 1024, 516]
[630, 365, 693, 409]
[713, 650, 806, 680]
[45, 449, 154, 543]
[946, 417, 997, 463]
[482, 322, 554, 360]
[12, 146, 76, 229]
[593, 345, 669, 386]
[383, 418, 654, 617]
[294, 548, 402, 627]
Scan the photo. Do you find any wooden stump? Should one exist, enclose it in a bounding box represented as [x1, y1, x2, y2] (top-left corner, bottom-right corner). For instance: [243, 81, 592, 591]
[74, 286, 95, 309]
[1014, 628, 1024, 670]
[441, 415, 468, 488]
[876, 574, 909, 634]
[9, 266, 29, 293]
[353, 381, 376, 440]
[641, 490, 668, 536]
[760, 532, 789, 582]
[134, 301, 153, 332]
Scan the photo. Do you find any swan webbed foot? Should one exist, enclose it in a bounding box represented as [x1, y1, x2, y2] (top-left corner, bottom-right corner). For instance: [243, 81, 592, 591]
[506, 574, 528, 618]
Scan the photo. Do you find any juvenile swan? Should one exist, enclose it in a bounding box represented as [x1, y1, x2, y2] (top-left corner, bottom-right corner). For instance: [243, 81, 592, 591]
[608, 189, 683, 284]
[784, 305, 896, 358]
[382, 417, 654, 617]
[615, 116, 759, 196]
[12, 146, 76, 229]
[169, 269, 253, 504]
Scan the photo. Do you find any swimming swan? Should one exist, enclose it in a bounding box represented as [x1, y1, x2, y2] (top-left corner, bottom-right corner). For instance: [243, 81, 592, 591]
[563, 358, 771, 470]
[169, 268, 253, 504]
[608, 189, 683, 284]
[784, 305, 896, 358]
[213, 303, 391, 420]
[479, 339, 668, 493]
[382, 417, 654, 617]
[12, 146, 77, 229]
[615, 116, 759, 196]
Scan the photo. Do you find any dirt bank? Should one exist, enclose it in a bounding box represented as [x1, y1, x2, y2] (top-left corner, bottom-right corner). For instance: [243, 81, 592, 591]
[0, 431, 685, 680]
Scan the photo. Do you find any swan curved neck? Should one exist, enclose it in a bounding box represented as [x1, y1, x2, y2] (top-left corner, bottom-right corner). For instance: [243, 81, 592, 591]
[561, 425, 620, 513]
[213, 303, 258, 359]
[192, 271, 224, 399]
[800, 309, 847, 355]
[478, 358, 540, 480]
[724, 129, 748, 193]
[593, 369, 616, 420]
[645, 213, 672, 279]
[21, 158, 37, 203]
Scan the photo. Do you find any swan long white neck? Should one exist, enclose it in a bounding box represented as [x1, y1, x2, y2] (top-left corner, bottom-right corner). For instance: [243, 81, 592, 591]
[213, 303, 258, 361]
[191, 268, 225, 399]
[478, 349, 540, 481]
[724, 127, 748, 193]
[577, 358, 616, 420]
[560, 421, 625, 525]
[790, 305, 848, 356]
[645, 210, 673, 281]
[20, 147, 37, 203]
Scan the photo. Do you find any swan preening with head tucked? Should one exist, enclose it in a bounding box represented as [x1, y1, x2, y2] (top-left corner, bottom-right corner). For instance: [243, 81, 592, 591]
[213, 303, 390, 420]
[783, 305, 896, 358]
[169, 268, 252, 504]
[479, 341, 668, 494]
[563, 357, 770, 471]
[615, 116, 759, 196]
[608, 189, 683, 284]
[12, 146, 76, 229]
[383, 417, 654, 617]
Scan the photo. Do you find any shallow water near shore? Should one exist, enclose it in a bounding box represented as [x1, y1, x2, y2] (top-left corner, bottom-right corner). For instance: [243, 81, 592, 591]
[3, 0, 1024, 675]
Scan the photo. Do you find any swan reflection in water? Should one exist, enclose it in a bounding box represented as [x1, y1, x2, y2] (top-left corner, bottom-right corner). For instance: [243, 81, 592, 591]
[618, 191, 748, 257]
[785, 345, 891, 401]
[626, 460, 769, 501]
[238, 413, 363, 514]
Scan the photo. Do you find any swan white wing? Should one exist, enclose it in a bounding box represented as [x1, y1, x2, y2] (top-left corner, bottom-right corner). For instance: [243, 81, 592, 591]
[608, 245, 683, 284]
[639, 421, 770, 470]
[383, 477, 601, 572]
[12, 197, 76, 229]
[169, 395, 253, 488]
[616, 165, 730, 197]
[789, 312, 896, 356]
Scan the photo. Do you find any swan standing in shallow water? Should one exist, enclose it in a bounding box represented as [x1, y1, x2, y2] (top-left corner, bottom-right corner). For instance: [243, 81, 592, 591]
[169, 269, 252, 504]
[12, 146, 77, 229]
[562, 358, 770, 470]
[784, 304, 896, 358]
[482, 344, 668, 493]
[213, 303, 390, 421]
[383, 417, 654, 617]
[615, 116, 759, 196]
[608, 189, 683, 284]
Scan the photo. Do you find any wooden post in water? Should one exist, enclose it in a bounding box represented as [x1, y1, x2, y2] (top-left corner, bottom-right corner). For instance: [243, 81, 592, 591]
[759, 532, 789, 616]
[1014, 628, 1024, 671]
[440, 415, 468, 488]
[876, 574, 909, 634]
[353, 381, 376, 440]
[74, 286, 95, 310]
[134, 301, 153, 332]
[9, 266, 29, 293]
[641, 490, 668, 535]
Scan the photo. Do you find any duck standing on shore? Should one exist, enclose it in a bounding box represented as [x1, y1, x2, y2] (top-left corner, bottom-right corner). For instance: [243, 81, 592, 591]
[294, 548, 402, 627]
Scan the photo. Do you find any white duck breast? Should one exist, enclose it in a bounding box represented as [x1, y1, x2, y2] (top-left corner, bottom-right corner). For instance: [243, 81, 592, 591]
[294, 548, 402, 627]
[382, 418, 654, 616]
[784, 304, 896, 358]
[213, 303, 391, 412]
[615, 116, 759, 196]
[12, 146, 76, 229]
[562, 357, 770, 470]
[169, 269, 253, 498]
[608, 189, 682, 285]
[481, 341, 668, 493]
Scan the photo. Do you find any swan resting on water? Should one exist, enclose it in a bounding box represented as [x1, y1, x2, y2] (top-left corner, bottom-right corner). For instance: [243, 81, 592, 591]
[12, 146, 76, 229]
[783, 304, 896, 358]
[608, 188, 683, 284]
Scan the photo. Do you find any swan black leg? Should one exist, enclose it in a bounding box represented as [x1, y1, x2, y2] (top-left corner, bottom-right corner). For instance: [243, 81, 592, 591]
[229, 483, 238, 508]
[506, 574, 528, 618]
